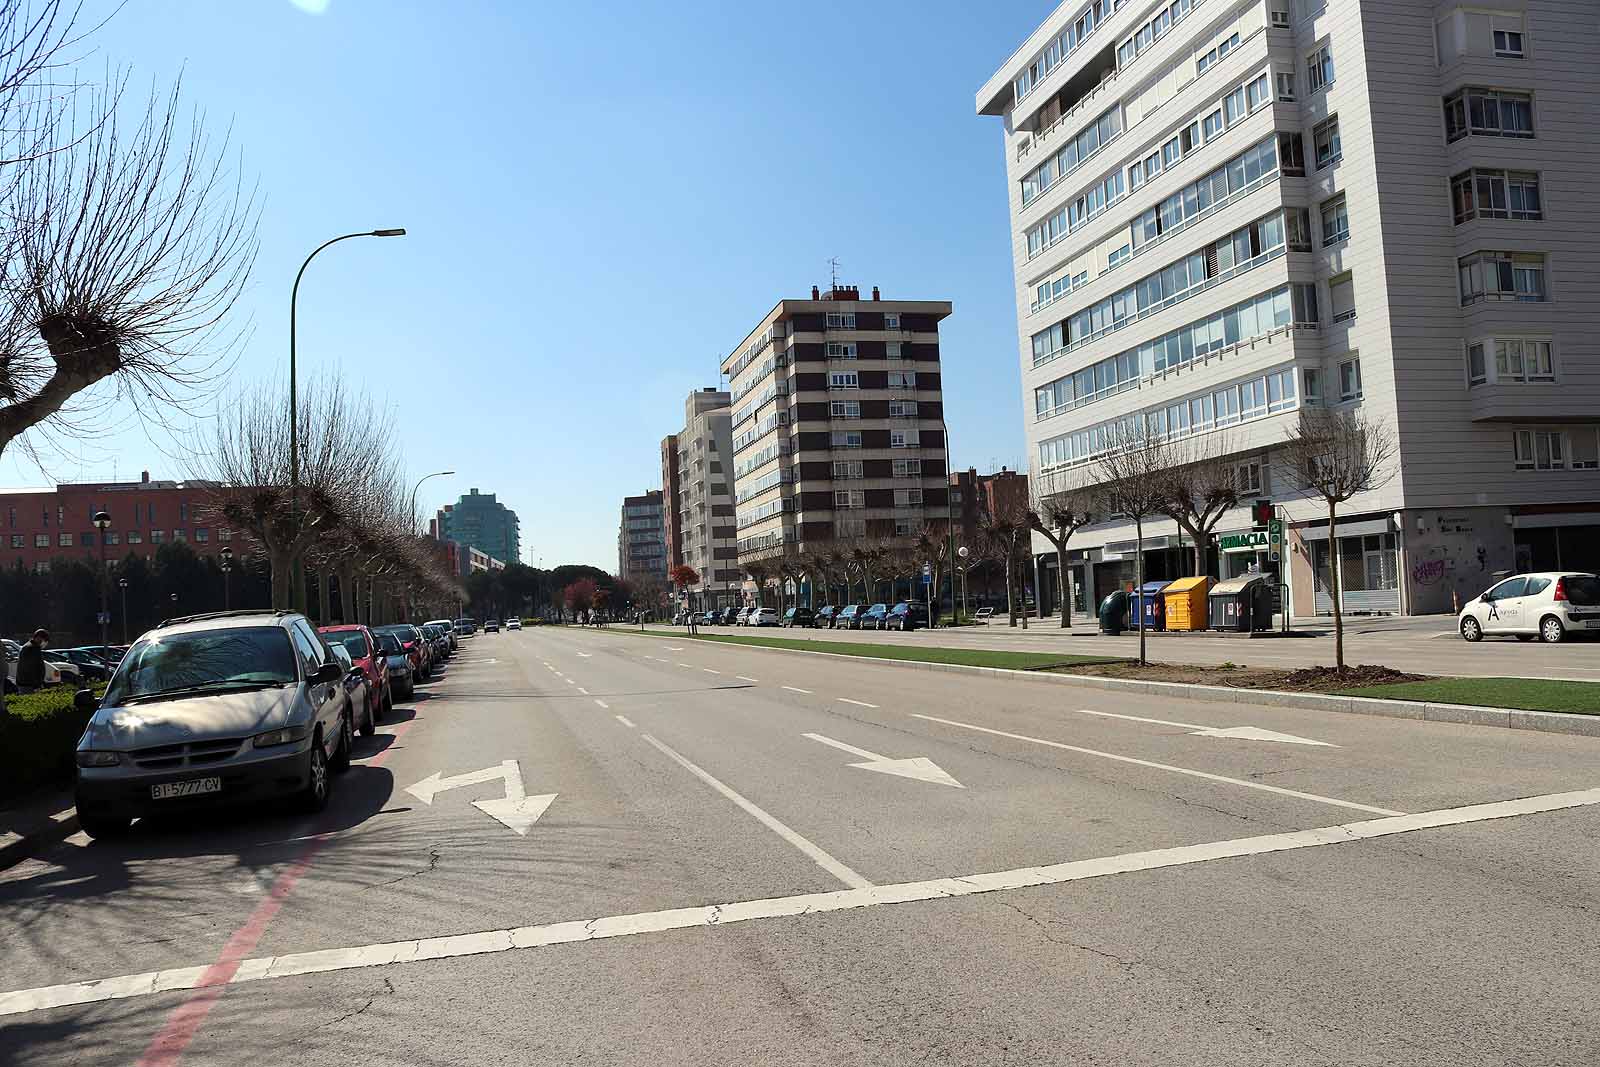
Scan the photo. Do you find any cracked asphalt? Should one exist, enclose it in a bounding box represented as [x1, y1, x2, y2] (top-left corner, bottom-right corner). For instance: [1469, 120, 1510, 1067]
[2, 625, 1598, 1065]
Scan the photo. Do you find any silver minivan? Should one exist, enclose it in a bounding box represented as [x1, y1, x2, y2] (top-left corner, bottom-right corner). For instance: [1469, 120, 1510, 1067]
[73, 610, 354, 839]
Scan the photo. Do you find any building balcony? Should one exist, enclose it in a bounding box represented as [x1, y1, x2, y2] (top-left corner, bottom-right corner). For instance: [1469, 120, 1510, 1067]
[1469, 383, 1591, 423]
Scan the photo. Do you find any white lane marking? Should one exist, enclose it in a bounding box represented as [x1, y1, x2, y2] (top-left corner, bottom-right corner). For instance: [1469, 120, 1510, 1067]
[677, 662, 694, 668]
[913, 714, 1401, 816]
[11, 788, 1596, 1018]
[565, 679, 575, 686]
[702, 668, 721, 675]
[1070, 708, 1335, 747]
[641, 733, 872, 891]
[577, 687, 589, 695]
[667, 647, 684, 651]
[838, 698, 879, 709]
[736, 676, 759, 683]
[782, 686, 812, 694]
[576, 653, 592, 658]
[406, 761, 557, 836]
[803, 733, 964, 788]
[614, 715, 636, 728]
[594, 699, 609, 709]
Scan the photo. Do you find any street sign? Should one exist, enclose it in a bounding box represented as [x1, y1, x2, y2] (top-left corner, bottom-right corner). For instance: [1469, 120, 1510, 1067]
[96, 611, 111, 625]
[922, 573, 932, 584]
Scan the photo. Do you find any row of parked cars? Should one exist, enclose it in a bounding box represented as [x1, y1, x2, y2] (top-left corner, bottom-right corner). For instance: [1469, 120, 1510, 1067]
[4, 640, 128, 691]
[675, 601, 931, 632]
[66, 611, 497, 839]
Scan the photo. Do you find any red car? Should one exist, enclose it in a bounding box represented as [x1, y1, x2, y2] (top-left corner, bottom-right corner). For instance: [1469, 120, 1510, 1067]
[318, 624, 392, 723]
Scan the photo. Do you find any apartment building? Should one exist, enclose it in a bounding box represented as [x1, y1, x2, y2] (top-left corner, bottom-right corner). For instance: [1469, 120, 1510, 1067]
[721, 285, 953, 579]
[437, 489, 521, 567]
[979, 0, 1598, 616]
[664, 388, 742, 611]
[617, 490, 667, 585]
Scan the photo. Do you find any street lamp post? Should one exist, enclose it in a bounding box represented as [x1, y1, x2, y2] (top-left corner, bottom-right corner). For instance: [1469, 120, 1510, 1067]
[289, 228, 407, 611]
[405, 470, 453, 622]
[93, 512, 111, 650]
[958, 545, 971, 623]
[220, 546, 234, 610]
[118, 579, 128, 643]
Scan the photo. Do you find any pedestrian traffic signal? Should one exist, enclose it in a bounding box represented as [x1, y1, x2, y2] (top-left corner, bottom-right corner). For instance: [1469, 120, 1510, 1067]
[1251, 499, 1273, 527]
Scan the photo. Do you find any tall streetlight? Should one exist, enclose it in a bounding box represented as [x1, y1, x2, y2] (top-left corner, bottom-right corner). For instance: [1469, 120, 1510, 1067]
[220, 546, 234, 609]
[409, 471, 455, 536]
[93, 511, 111, 650]
[289, 228, 407, 610]
[118, 578, 129, 643]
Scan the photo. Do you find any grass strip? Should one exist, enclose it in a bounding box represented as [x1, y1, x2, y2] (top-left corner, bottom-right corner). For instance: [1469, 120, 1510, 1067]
[1332, 677, 1600, 715]
[623, 627, 1123, 670]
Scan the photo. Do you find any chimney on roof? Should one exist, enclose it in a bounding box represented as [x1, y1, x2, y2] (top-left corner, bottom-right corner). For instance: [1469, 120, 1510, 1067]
[140, 470, 149, 483]
[811, 285, 820, 300]
[872, 286, 880, 301]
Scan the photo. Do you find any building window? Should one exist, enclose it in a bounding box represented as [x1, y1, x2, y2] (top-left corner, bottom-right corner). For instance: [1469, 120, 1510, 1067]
[1493, 27, 1524, 59]
[894, 519, 915, 537]
[1306, 45, 1334, 93]
[173, 529, 186, 541]
[150, 529, 164, 544]
[1202, 109, 1223, 140]
[890, 429, 920, 448]
[832, 460, 864, 478]
[888, 400, 917, 418]
[830, 400, 861, 418]
[886, 342, 902, 359]
[1195, 31, 1240, 75]
[1292, 283, 1319, 325]
[219, 528, 232, 542]
[1329, 273, 1356, 323]
[194, 528, 209, 543]
[1338, 356, 1363, 401]
[1235, 459, 1265, 495]
[57, 532, 71, 546]
[835, 519, 867, 538]
[1313, 117, 1341, 169]
[1277, 132, 1305, 177]
[884, 313, 900, 329]
[1451, 169, 1541, 224]
[1275, 70, 1296, 102]
[80, 532, 95, 546]
[1444, 88, 1534, 142]
[893, 458, 922, 476]
[828, 371, 859, 389]
[106, 532, 120, 546]
[127, 531, 143, 544]
[833, 489, 865, 509]
[1466, 342, 1488, 386]
[1458, 251, 1547, 304]
[825, 312, 856, 329]
[830, 431, 862, 449]
[1493, 339, 1555, 383]
[1513, 429, 1564, 470]
[894, 489, 924, 507]
[826, 341, 858, 359]
[887, 370, 917, 388]
[1318, 195, 1349, 247]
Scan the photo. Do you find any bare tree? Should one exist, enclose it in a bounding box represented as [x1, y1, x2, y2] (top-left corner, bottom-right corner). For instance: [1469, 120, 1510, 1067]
[980, 500, 1031, 628]
[1094, 420, 1175, 665]
[1156, 434, 1240, 579]
[1281, 407, 1397, 670]
[0, 80, 257, 460]
[914, 521, 953, 626]
[1027, 474, 1095, 628]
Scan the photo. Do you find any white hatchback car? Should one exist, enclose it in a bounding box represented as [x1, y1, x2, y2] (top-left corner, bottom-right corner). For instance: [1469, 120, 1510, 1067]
[751, 607, 780, 627]
[1457, 572, 1600, 643]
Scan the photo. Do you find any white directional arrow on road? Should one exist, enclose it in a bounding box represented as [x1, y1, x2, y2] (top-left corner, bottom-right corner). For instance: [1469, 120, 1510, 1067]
[803, 733, 964, 788]
[1070, 709, 1335, 747]
[405, 760, 558, 834]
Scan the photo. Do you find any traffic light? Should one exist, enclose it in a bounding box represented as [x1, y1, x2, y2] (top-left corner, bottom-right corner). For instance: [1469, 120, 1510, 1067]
[1251, 499, 1274, 527]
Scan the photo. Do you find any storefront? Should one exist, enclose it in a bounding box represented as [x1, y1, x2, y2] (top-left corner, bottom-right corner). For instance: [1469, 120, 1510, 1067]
[1292, 514, 1401, 616]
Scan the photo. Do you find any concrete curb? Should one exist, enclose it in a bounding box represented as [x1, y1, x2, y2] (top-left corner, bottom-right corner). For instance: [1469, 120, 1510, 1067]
[598, 628, 1600, 740]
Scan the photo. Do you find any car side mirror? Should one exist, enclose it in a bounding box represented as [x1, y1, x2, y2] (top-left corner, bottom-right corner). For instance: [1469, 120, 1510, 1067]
[312, 662, 343, 685]
[74, 688, 99, 714]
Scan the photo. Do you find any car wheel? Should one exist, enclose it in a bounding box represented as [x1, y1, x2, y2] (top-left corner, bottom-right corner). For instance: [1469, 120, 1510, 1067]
[331, 713, 353, 773]
[360, 691, 376, 737]
[1540, 616, 1565, 644]
[299, 734, 330, 813]
[1459, 616, 1483, 642]
[77, 810, 131, 840]
[382, 689, 394, 718]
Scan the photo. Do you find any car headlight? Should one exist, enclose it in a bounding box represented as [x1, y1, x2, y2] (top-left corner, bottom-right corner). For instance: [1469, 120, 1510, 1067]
[76, 750, 121, 767]
[253, 725, 310, 748]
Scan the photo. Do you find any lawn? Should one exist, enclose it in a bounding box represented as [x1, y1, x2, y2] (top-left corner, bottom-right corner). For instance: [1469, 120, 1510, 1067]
[630, 628, 1122, 671]
[1332, 677, 1600, 715]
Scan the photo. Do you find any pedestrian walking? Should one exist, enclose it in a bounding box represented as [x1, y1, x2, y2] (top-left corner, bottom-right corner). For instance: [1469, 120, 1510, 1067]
[16, 629, 48, 693]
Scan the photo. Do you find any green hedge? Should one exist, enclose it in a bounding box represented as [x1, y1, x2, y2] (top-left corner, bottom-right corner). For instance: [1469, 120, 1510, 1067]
[0, 687, 95, 803]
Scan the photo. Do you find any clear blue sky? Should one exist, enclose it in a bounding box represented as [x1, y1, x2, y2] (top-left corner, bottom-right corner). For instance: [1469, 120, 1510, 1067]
[13, 0, 1057, 569]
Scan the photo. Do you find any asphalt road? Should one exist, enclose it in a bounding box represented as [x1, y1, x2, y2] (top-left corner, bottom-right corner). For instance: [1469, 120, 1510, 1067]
[693, 613, 1600, 680]
[3, 626, 1598, 1066]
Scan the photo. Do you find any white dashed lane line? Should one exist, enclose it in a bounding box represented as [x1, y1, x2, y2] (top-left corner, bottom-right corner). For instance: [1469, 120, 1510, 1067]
[839, 698, 878, 709]
[782, 686, 812, 694]
[702, 668, 721, 675]
[594, 699, 609, 709]
[736, 676, 759, 683]
[614, 714, 635, 728]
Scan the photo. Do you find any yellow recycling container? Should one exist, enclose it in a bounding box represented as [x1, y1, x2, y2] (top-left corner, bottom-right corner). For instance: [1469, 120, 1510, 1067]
[1162, 576, 1211, 631]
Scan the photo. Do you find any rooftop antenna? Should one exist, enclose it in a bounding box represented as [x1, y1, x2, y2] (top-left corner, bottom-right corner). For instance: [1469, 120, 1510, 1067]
[828, 257, 841, 290]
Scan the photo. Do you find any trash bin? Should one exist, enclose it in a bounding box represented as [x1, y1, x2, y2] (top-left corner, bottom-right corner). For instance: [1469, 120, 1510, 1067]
[1127, 581, 1171, 632]
[1208, 575, 1269, 631]
[1163, 576, 1210, 631]
[1098, 590, 1128, 635]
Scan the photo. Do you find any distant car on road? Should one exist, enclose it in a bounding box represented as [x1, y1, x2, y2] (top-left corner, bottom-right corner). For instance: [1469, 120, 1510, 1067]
[812, 605, 836, 628]
[4, 639, 76, 691]
[734, 606, 755, 626]
[752, 607, 780, 626]
[373, 624, 432, 681]
[506, 618, 522, 630]
[454, 618, 478, 638]
[73, 610, 354, 838]
[719, 606, 739, 625]
[375, 631, 413, 700]
[782, 606, 814, 627]
[885, 601, 928, 631]
[426, 618, 459, 652]
[1458, 572, 1600, 643]
[319, 624, 391, 722]
[835, 604, 868, 630]
[56, 648, 113, 682]
[860, 603, 890, 630]
[483, 619, 501, 633]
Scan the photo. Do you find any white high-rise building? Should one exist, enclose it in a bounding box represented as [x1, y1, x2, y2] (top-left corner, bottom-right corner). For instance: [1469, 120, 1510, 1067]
[978, 0, 1599, 618]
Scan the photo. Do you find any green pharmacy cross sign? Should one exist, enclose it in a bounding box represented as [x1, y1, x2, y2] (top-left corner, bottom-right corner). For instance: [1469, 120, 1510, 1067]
[1219, 530, 1271, 552]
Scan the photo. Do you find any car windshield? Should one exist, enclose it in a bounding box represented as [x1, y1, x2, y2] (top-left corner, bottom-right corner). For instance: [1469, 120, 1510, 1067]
[1567, 577, 1600, 606]
[327, 632, 368, 660]
[103, 627, 297, 704]
[376, 634, 401, 654]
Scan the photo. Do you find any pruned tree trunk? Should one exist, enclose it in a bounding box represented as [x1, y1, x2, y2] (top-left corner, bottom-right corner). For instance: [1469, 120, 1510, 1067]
[1329, 498, 1344, 670]
[1135, 517, 1147, 666]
